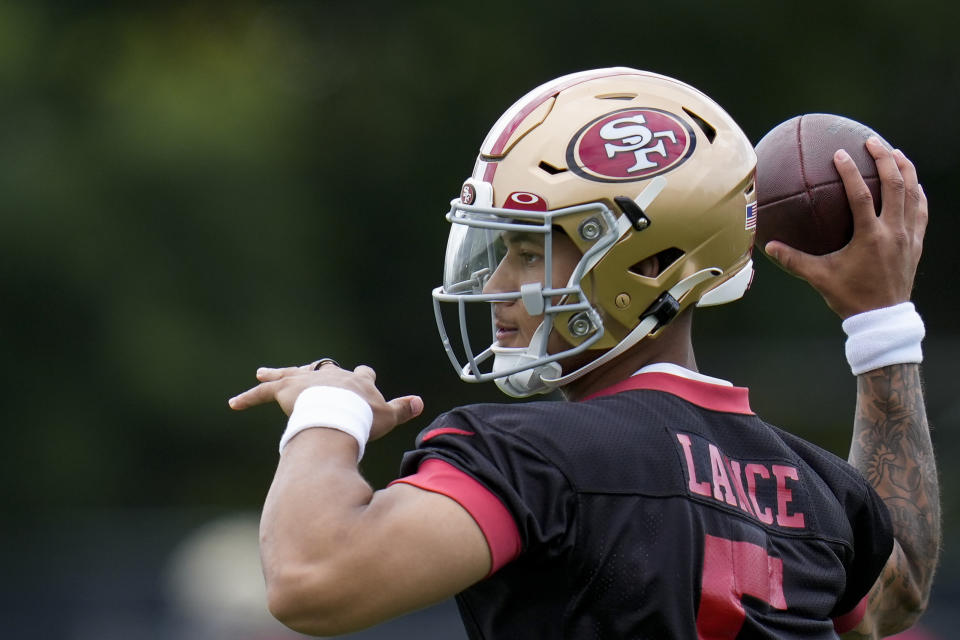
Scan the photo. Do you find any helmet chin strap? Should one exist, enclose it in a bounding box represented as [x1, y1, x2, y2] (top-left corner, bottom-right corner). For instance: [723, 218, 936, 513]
[539, 268, 722, 390]
[489, 268, 728, 397]
[492, 320, 562, 397]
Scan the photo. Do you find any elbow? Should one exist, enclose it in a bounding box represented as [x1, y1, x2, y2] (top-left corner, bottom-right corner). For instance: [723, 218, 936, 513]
[264, 563, 359, 636]
[878, 579, 931, 636]
[264, 565, 326, 634]
[899, 584, 931, 630]
[898, 558, 936, 628]
[881, 603, 928, 638]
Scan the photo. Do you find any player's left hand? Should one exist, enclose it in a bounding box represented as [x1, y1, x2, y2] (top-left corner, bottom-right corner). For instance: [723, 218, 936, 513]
[228, 361, 424, 440]
[764, 137, 927, 319]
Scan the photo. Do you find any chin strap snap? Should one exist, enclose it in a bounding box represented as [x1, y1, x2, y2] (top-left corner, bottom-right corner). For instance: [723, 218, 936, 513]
[641, 291, 681, 330]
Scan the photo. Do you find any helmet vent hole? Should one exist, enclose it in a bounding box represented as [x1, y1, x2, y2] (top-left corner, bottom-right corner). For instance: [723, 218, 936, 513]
[538, 161, 567, 175]
[629, 247, 684, 278]
[596, 92, 637, 100]
[682, 107, 717, 144]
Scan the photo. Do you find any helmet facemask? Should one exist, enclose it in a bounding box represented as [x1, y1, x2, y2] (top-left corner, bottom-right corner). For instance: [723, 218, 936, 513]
[432, 189, 619, 397]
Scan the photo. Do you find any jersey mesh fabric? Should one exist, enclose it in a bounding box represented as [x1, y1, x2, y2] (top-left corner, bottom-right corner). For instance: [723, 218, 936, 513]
[395, 375, 892, 639]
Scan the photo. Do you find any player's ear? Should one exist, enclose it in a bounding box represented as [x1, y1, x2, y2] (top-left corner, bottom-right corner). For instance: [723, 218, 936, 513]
[632, 255, 660, 278]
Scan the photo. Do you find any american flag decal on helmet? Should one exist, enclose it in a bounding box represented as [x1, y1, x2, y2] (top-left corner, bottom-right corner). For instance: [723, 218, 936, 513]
[745, 202, 758, 230]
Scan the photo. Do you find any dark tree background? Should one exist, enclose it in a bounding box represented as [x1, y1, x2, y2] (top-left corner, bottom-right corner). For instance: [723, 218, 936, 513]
[1, 1, 957, 638]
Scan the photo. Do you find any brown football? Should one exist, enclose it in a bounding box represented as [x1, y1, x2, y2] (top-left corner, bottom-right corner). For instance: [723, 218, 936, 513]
[754, 113, 889, 256]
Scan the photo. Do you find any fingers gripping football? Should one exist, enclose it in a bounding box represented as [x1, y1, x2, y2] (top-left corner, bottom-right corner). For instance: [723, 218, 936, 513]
[895, 151, 928, 248]
[229, 362, 424, 440]
[765, 138, 926, 319]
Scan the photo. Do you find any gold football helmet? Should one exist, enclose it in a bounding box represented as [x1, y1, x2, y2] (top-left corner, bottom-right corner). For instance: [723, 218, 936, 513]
[433, 67, 757, 397]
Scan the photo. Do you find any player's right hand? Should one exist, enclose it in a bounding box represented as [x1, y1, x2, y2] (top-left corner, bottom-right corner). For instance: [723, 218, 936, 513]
[228, 361, 424, 441]
[764, 137, 927, 319]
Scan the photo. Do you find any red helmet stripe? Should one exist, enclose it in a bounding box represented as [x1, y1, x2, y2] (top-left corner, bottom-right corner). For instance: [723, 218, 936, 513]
[480, 68, 640, 158]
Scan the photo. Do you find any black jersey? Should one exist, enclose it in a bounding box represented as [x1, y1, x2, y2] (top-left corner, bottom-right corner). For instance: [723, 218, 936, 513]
[394, 371, 893, 639]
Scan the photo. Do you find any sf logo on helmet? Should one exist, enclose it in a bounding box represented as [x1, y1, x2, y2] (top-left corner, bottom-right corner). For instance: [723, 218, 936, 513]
[567, 108, 696, 183]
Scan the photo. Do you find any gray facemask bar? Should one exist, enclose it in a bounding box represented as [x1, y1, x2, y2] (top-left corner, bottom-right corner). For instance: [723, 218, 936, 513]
[432, 199, 620, 383]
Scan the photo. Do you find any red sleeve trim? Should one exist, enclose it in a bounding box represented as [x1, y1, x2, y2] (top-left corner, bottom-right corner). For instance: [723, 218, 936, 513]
[389, 458, 521, 575]
[832, 595, 868, 634]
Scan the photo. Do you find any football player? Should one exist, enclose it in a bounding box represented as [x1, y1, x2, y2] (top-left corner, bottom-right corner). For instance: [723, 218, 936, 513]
[230, 68, 937, 638]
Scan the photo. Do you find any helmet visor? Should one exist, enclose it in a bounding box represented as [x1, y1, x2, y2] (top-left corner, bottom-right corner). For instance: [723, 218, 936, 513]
[441, 208, 547, 297]
[442, 222, 507, 295]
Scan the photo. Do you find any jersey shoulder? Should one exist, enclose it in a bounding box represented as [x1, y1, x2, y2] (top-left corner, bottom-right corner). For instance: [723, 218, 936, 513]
[413, 390, 742, 496]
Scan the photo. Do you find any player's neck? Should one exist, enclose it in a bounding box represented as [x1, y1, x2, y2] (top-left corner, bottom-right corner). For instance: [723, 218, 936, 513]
[561, 311, 697, 402]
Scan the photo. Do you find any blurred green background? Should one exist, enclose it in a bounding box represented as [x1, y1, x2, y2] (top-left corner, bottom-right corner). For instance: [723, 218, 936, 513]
[1, 1, 957, 638]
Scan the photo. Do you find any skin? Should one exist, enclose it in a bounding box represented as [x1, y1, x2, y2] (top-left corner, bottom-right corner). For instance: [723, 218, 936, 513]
[842, 364, 937, 638]
[229, 138, 935, 636]
[483, 228, 693, 400]
[230, 363, 488, 635]
[765, 139, 937, 638]
[482, 229, 582, 354]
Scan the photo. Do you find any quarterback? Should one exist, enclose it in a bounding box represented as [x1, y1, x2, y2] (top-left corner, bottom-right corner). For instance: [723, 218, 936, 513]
[230, 68, 938, 638]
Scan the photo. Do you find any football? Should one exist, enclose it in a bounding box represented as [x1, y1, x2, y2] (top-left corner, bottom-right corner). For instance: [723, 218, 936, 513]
[754, 113, 889, 256]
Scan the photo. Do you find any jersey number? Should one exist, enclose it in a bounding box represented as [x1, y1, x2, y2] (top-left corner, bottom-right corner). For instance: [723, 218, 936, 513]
[696, 534, 787, 639]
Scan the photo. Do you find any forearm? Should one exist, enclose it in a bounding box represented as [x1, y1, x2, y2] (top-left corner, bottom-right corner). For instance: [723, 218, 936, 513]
[259, 428, 373, 631]
[848, 363, 940, 631]
[259, 427, 490, 635]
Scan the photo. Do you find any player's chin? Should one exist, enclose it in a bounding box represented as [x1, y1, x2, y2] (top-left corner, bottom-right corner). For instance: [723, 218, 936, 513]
[495, 340, 529, 350]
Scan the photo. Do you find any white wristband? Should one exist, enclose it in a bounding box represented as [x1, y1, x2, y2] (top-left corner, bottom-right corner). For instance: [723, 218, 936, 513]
[280, 386, 373, 461]
[842, 302, 925, 375]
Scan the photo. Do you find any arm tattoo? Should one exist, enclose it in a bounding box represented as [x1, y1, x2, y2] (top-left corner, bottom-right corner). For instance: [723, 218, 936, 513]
[848, 364, 940, 632]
